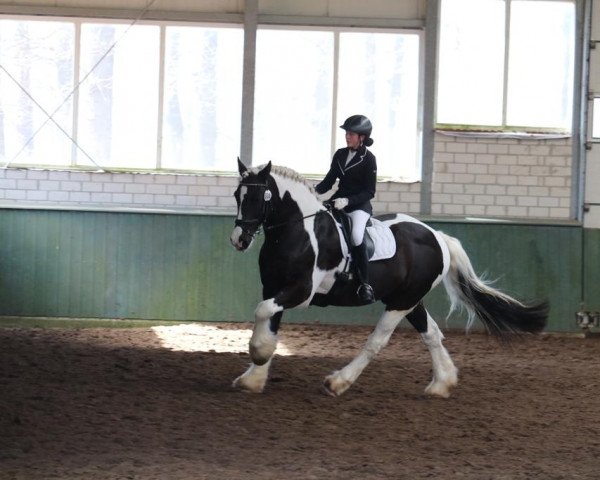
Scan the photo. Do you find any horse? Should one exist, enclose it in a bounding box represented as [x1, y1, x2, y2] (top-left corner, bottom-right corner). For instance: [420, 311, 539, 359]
[229, 160, 548, 397]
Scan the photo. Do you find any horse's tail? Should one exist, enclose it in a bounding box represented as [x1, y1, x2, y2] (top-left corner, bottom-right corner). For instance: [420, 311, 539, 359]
[439, 232, 548, 339]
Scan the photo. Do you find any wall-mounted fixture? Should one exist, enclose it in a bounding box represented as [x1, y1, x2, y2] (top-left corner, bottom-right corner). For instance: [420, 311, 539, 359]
[575, 311, 600, 337]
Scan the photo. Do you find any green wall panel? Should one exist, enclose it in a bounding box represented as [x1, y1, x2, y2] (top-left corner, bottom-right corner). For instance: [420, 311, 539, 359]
[0, 208, 591, 332]
[421, 222, 582, 333]
[584, 228, 600, 312]
[0, 210, 261, 322]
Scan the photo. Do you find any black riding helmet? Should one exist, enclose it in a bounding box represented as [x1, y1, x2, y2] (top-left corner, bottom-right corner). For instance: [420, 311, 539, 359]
[340, 114, 374, 146]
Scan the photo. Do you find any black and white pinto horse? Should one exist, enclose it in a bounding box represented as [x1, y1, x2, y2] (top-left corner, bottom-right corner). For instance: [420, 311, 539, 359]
[230, 160, 548, 397]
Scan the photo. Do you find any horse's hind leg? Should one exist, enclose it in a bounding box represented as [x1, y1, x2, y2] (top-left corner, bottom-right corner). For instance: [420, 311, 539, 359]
[323, 308, 408, 397]
[407, 303, 458, 398]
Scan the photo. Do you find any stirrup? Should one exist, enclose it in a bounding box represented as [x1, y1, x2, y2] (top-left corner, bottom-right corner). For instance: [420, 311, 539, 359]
[357, 283, 375, 303]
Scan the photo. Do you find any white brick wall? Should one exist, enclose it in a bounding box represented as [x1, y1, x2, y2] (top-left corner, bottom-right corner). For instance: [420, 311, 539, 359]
[432, 134, 572, 219]
[373, 180, 422, 215]
[0, 167, 424, 216]
[0, 169, 239, 214]
[0, 134, 573, 220]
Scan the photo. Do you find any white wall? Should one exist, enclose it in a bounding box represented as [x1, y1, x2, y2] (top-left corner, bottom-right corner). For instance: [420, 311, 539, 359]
[432, 135, 572, 219]
[0, 134, 572, 220]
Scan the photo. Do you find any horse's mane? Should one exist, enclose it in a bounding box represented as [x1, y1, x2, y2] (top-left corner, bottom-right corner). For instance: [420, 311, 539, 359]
[255, 164, 316, 195]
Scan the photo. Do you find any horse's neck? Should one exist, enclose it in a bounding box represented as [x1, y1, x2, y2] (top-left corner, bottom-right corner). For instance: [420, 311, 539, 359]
[272, 176, 321, 219]
[261, 178, 319, 237]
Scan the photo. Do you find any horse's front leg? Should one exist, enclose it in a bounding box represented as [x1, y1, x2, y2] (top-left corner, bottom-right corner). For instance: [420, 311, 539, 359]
[323, 308, 408, 396]
[233, 305, 283, 394]
[250, 300, 283, 365]
[233, 269, 321, 393]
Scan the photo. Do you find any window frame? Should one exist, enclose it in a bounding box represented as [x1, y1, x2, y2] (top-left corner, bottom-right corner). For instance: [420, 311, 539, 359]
[0, 13, 425, 181]
[254, 24, 425, 181]
[435, 0, 576, 137]
[0, 14, 244, 174]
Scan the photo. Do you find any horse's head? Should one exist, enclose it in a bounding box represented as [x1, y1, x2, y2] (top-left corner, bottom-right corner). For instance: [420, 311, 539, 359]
[230, 159, 275, 251]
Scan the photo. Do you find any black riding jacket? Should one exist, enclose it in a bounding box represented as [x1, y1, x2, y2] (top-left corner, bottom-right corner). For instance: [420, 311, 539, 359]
[315, 145, 377, 214]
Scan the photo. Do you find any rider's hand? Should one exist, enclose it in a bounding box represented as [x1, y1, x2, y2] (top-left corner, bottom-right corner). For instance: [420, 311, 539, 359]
[333, 198, 349, 210]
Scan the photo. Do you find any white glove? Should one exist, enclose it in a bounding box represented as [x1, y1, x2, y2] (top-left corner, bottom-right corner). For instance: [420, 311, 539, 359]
[333, 198, 349, 210]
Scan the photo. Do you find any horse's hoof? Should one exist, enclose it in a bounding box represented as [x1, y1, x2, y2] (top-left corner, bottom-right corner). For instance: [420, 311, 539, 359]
[447, 368, 459, 388]
[320, 382, 339, 397]
[232, 375, 265, 393]
[322, 372, 351, 397]
[424, 381, 452, 398]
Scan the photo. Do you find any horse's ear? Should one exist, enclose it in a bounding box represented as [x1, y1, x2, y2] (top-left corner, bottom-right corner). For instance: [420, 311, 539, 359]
[237, 157, 248, 176]
[259, 161, 272, 177]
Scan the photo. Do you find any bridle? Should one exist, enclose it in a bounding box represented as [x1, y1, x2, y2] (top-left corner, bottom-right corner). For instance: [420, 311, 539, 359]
[235, 180, 325, 237]
[234, 182, 273, 237]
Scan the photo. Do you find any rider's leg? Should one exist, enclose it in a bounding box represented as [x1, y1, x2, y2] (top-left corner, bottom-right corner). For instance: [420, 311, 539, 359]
[347, 210, 375, 303]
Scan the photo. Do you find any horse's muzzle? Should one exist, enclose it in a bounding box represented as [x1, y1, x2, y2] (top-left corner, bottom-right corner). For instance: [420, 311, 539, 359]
[230, 226, 253, 251]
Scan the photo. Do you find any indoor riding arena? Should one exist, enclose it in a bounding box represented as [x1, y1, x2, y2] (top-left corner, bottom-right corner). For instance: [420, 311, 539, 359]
[1, 1, 599, 479]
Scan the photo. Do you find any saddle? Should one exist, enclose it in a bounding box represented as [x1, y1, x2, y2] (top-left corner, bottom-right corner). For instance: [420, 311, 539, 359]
[330, 209, 396, 261]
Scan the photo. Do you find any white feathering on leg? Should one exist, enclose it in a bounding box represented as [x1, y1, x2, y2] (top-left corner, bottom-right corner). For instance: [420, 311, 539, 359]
[421, 313, 458, 398]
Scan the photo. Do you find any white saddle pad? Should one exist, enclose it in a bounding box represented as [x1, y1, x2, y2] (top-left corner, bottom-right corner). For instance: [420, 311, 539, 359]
[366, 218, 396, 261]
[334, 216, 396, 262]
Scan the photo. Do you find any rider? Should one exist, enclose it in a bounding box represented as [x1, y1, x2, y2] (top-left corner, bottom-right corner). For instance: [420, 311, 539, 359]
[315, 114, 377, 304]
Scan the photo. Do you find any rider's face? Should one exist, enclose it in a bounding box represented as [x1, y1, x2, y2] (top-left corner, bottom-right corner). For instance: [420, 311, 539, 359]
[345, 131, 362, 150]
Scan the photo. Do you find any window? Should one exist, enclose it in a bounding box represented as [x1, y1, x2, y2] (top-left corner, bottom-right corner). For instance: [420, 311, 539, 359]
[437, 0, 575, 133]
[254, 28, 422, 180]
[0, 19, 75, 166]
[254, 29, 334, 176]
[0, 17, 243, 171]
[337, 32, 420, 180]
[1, 17, 419, 178]
[78, 23, 160, 169]
[162, 26, 243, 172]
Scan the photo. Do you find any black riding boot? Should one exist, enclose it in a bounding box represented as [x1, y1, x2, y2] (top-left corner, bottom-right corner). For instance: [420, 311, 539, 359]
[350, 242, 375, 304]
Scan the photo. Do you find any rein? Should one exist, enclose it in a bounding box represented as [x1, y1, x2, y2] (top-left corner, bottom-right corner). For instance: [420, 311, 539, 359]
[263, 211, 322, 232]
